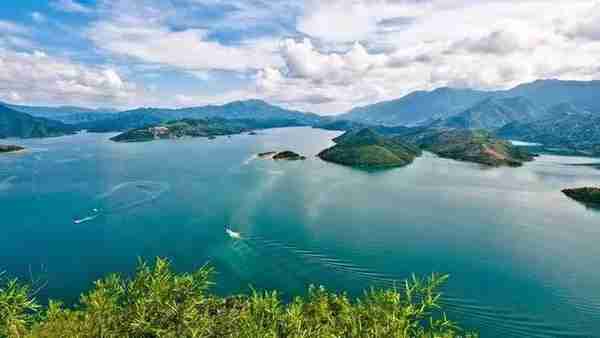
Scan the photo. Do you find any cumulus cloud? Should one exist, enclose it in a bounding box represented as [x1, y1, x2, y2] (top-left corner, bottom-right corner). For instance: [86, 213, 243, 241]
[252, 0, 600, 113]
[3, 0, 600, 113]
[0, 49, 138, 107]
[560, 4, 600, 41]
[451, 30, 528, 55]
[281, 39, 386, 84]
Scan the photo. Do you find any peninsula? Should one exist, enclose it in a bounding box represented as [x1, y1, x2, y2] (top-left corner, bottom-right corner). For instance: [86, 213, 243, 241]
[402, 128, 535, 167]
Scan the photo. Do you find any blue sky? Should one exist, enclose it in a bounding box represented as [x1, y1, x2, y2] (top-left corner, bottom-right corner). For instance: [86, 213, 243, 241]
[1, 0, 599, 114]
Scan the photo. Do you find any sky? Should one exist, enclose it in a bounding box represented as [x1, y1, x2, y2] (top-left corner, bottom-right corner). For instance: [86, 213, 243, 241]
[0, 0, 599, 114]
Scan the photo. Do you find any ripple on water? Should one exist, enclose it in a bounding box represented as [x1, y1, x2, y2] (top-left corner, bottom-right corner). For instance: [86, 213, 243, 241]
[227, 234, 595, 338]
[74, 181, 170, 224]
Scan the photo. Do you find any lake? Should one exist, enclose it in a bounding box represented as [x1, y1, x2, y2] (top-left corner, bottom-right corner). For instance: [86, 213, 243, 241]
[1, 127, 600, 337]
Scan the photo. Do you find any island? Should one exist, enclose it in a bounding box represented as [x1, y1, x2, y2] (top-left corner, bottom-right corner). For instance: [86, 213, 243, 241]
[273, 151, 306, 160]
[110, 118, 250, 142]
[317, 127, 534, 169]
[258, 150, 306, 160]
[0, 144, 25, 153]
[318, 128, 422, 169]
[562, 187, 600, 205]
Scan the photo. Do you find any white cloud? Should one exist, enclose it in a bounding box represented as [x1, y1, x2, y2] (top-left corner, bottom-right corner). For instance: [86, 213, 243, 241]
[451, 30, 530, 55]
[256, 0, 600, 114]
[281, 39, 387, 85]
[0, 48, 139, 107]
[52, 0, 92, 14]
[31, 12, 47, 23]
[0, 20, 29, 35]
[561, 4, 600, 41]
[3, 0, 600, 114]
[87, 18, 281, 73]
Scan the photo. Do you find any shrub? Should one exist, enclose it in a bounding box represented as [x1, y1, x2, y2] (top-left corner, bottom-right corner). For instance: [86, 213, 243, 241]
[0, 258, 477, 338]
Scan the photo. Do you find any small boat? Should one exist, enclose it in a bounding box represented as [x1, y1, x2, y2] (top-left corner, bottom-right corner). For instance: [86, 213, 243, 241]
[225, 227, 241, 239]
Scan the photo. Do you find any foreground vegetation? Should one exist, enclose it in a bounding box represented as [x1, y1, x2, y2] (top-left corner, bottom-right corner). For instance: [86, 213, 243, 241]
[1, 258, 476, 338]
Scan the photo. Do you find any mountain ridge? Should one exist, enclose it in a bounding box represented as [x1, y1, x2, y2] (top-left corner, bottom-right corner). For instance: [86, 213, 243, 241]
[339, 79, 600, 126]
[0, 104, 77, 138]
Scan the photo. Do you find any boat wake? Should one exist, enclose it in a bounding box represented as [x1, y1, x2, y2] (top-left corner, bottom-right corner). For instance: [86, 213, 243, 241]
[74, 181, 170, 224]
[225, 227, 242, 239]
[229, 234, 400, 287]
[73, 215, 98, 224]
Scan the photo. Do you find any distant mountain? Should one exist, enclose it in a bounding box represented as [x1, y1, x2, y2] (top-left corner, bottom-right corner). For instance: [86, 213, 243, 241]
[433, 97, 540, 130]
[497, 103, 600, 156]
[78, 108, 168, 132]
[0, 105, 76, 138]
[341, 88, 492, 125]
[176, 100, 322, 124]
[506, 79, 600, 112]
[318, 128, 422, 169]
[340, 79, 600, 126]
[81, 100, 323, 132]
[2, 102, 117, 124]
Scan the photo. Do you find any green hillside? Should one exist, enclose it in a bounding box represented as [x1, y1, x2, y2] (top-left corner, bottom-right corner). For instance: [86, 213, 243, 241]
[318, 128, 422, 169]
[0, 105, 76, 138]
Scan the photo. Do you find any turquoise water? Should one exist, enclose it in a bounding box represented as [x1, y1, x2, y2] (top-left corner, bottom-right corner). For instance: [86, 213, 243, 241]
[2, 127, 600, 337]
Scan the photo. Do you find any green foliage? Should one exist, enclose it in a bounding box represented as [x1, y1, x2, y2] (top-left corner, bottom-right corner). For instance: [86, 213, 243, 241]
[0, 259, 477, 338]
[318, 129, 422, 169]
[562, 187, 600, 204]
[0, 272, 40, 338]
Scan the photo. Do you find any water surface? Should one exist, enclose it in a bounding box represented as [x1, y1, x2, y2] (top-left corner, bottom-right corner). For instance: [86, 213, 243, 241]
[2, 127, 600, 337]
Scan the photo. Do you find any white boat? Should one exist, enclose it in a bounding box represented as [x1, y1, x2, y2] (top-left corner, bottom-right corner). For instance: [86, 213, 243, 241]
[225, 227, 241, 239]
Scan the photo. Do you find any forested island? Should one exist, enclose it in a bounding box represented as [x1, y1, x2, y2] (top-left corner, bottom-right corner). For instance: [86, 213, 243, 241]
[109, 118, 250, 142]
[318, 128, 421, 168]
[562, 187, 600, 205]
[108, 118, 311, 143]
[0, 144, 24, 153]
[0, 258, 476, 337]
[319, 127, 533, 169]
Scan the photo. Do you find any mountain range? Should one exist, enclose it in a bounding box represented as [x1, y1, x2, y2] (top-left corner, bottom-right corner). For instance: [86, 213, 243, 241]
[0, 105, 76, 138]
[1, 79, 600, 157]
[2, 102, 117, 124]
[431, 97, 540, 130]
[340, 79, 600, 126]
[78, 99, 323, 132]
[497, 103, 600, 155]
